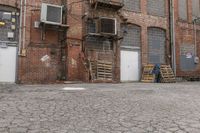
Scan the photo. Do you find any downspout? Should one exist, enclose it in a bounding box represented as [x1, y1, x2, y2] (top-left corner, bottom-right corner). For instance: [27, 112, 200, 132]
[194, 20, 197, 57]
[61, 0, 67, 80]
[22, 0, 27, 55]
[18, 0, 23, 55]
[170, 0, 176, 76]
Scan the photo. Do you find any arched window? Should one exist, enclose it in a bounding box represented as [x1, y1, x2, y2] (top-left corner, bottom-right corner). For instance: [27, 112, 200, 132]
[148, 27, 166, 64]
[121, 24, 141, 48]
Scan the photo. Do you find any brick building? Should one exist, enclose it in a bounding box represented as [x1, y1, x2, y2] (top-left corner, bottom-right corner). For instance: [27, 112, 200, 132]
[0, 0, 198, 83]
[173, 0, 200, 79]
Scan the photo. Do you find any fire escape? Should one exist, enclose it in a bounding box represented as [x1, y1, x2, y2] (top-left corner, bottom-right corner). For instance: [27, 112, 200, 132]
[85, 0, 124, 82]
[90, 0, 124, 10]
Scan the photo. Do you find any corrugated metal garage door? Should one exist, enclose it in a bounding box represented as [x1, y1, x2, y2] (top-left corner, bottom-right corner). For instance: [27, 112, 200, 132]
[148, 27, 166, 64]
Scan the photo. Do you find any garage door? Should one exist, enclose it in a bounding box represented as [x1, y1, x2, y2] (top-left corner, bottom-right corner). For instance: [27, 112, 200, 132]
[0, 46, 17, 82]
[121, 50, 140, 82]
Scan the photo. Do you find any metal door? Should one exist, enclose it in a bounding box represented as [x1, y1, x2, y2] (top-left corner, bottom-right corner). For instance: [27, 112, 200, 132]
[0, 46, 17, 82]
[120, 50, 140, 82]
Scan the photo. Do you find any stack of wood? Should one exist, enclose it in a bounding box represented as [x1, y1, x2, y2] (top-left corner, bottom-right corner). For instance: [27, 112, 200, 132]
[89, 60, 97, 80]
[141, 64, 155, 83]
[97, 60, 113, 80]
[160, 65, 176, 83]
[89, 60, 113, 81]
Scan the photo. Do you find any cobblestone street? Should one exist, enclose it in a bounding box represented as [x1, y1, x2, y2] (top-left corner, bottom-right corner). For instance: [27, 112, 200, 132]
[0, 82, 200, 133]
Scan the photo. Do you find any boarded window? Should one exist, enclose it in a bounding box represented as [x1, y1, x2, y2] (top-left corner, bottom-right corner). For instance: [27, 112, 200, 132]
[179, 0, 188, 20]
[192, 0, 200, 18]
[121, 24, 141, 47]
[147, 0, 165, 17]
[124, 0, 140, 12]
[148, 28, 166, 64]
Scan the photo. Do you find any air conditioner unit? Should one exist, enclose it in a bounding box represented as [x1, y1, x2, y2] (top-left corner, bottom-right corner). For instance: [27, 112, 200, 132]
[40, 3, 63, 25]
[99, 18, 117, 35]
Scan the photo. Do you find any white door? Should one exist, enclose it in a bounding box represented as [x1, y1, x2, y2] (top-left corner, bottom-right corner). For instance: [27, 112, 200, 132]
[120, 50, 140, 82]
[0, 46, 17, 83]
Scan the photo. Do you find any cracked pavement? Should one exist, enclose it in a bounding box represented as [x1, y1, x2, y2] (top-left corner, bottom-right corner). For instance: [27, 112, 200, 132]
[0, 82, 200, 133]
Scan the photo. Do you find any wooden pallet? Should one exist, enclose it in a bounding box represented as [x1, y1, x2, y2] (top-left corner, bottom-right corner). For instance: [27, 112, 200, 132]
[89, 60, 97, 80]
[89, 60, 113, 81]
[160, 65, 176, 83]
[97, 60, 113, 80]
[141, 64, 155, 83]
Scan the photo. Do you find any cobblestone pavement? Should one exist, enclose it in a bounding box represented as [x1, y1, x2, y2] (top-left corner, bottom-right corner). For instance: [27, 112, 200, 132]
[0, 82, 200, 133]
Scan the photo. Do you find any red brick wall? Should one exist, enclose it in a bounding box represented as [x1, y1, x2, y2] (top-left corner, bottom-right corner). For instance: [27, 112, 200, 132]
[121, 0, 170, 66]
[0, 0, 20, 8]
[174, 0, 200, 77]
[67, 0, 84, 81]
[16, 0, 64, 83]
[1, 0, 173, 83]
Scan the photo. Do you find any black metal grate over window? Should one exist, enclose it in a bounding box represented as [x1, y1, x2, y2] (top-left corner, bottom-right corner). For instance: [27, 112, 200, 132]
[85, 36, 113, 51]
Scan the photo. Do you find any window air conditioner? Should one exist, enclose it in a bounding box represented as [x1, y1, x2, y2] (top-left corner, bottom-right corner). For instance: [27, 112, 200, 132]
[40, 3, 63, 25]
[99, 18, 117, 35]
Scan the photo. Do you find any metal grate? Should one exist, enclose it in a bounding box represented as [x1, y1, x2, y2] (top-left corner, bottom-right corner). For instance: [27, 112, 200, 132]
[85, 36, 112, 51]
[147, 0, 166, 17]
[121, 24, 141, 47]
[148, 28, 166, 64]
[124, 0, 140, 12]
[87, 19, 96, 33]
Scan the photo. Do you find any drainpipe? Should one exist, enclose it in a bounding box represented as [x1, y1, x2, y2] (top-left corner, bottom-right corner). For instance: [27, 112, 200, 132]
[170, 0, 176, 76]
[194, 20, 197, 57]
[18, 0, 23, 55]
[22, 0, 27, 56]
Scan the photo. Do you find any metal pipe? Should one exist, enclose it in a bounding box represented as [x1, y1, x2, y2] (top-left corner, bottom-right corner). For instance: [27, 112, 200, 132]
[194, 20, 197, 57]
[22, 0, 27, 50]
[18, 0, 23, 55]
[170, 0, 176, 76]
